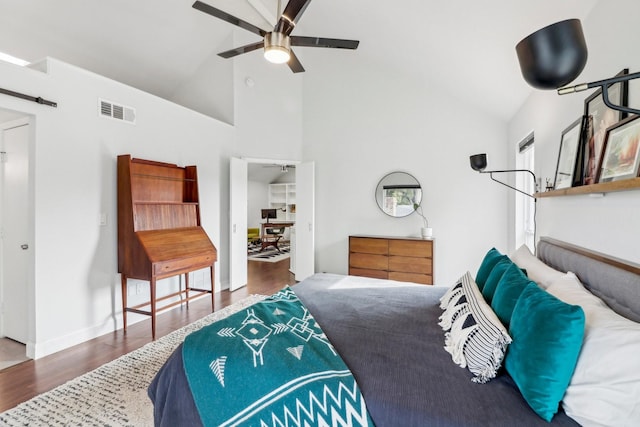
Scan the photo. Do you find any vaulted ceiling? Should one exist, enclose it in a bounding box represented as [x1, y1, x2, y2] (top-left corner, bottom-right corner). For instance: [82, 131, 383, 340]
[0, 0, 598, 121]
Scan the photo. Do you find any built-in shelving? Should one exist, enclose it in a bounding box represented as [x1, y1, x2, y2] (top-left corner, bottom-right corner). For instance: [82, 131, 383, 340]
[269, 183, 296, 221]
[535, 177, 640, 198]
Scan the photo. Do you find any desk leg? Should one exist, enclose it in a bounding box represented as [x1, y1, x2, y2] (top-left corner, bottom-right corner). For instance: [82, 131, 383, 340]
[121, 274, 128, 333]
[185, 273, 189, 308]
[209, 265, 215, 311]
[150, 277, 157, 340]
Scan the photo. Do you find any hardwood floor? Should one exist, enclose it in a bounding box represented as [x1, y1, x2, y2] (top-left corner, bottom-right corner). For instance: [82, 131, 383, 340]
[0, 338, 29, 371]
[0, 259, 294, 413]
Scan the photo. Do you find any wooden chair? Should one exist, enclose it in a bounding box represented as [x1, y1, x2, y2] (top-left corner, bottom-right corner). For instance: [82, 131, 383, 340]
[247, 227, 260, 244]
[261, 226, 285, 252]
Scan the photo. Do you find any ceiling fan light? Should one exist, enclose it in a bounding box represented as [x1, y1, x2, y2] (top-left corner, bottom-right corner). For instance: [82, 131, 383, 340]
[264, 46, 290, 64]
[264, 32, 291, 64]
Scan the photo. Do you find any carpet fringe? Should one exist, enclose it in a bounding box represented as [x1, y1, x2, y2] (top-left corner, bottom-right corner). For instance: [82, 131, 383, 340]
[0, 294, 267, 427]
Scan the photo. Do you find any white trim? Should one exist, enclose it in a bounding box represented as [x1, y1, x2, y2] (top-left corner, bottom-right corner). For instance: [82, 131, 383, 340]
[242, 157, 301, 166]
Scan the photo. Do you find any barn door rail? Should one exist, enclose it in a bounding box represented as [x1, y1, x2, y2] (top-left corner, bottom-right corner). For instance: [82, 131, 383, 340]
[0, 87, 57, 107]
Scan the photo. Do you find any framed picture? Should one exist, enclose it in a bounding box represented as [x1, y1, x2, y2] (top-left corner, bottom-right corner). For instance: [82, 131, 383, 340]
[554, 117, 584, 189]
[582, 68, 629, 184]
[596, 115, 640, 183]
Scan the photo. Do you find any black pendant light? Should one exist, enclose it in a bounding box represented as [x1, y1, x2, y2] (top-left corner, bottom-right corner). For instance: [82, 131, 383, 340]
[516, 19, 588, 90]
[516, 19, 640, 115]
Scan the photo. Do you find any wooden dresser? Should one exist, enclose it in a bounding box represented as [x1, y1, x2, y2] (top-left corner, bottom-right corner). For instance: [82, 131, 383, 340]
[349, 235, 434, 285]
[117, 154, 217, 339]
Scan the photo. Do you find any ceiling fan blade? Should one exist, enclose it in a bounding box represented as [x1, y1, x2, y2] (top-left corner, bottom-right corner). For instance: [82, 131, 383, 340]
[275, 0, 312, 35]
[192, 1, 266, 37]
[291, 36, 359, 49]
[287, 50, 305, 73]
[218, 41, 264, 59]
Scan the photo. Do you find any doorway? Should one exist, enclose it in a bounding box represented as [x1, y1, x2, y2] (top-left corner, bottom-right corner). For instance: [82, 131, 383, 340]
[0, 111, 32, 369]
[229, 157, 314, 291]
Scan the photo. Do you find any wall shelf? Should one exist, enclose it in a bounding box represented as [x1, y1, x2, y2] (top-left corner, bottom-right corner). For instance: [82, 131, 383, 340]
[535, 177, 640, 198]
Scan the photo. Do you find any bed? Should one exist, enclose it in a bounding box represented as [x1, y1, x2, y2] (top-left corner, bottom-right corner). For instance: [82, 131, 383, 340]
[148, 237, 640, 426]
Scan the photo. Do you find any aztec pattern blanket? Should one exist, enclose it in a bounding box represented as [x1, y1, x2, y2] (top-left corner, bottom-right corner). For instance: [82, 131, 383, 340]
[182, 287, 374, 427]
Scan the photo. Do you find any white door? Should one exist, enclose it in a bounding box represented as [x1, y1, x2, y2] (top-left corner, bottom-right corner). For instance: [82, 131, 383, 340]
[1, 123, 29, 343]
[295, 162, 315, 281]
[229, 157, 248, 291]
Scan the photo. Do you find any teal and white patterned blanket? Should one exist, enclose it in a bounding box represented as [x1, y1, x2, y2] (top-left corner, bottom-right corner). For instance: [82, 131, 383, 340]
[182, 287, 375, 427]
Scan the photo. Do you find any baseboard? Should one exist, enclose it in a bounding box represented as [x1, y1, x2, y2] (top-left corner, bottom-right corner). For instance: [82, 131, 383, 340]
[30, 314, 148, 360]
[31, 321, 117, 359]
[29, 291, 217, 359]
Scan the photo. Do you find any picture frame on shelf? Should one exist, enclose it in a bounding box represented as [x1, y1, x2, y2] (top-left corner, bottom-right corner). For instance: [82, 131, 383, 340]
[596, 115, 640, 183]
[554, 116, 584, 189]
[582, 68, 629, 185]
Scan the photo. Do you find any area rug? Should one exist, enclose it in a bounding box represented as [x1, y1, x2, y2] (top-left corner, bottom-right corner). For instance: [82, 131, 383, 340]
[0, 294, 267, 427]
[248, 242, 290, 263]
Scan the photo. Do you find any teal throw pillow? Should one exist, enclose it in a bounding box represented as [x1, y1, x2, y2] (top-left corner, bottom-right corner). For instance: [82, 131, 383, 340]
[475, 248, 506, 291]
[490, 263, 531, 326]
[505, 283, 585, 422]
[480, 258, 511, 304]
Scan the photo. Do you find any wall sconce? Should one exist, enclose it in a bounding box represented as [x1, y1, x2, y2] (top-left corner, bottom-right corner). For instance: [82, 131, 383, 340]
[469, 153, 537, 199]
[470, 153, 538, 250]
[516, 19, 640, 115]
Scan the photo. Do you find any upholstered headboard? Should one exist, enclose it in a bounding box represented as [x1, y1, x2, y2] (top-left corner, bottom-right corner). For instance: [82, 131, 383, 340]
[537, 237, 640, 323]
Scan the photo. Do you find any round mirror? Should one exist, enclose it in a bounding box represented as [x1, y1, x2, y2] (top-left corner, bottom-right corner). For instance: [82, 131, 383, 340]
[375, 171, 422, 218]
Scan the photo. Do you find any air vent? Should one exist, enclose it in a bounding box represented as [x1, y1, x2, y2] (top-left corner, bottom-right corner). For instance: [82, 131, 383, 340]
[98, 98, 136, 124]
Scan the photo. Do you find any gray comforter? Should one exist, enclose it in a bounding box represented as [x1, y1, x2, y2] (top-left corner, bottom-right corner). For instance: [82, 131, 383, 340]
[148, 273, 579, 426]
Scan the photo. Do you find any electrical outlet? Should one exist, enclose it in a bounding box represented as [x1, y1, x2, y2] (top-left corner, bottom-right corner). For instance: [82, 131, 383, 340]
[99, 213, 108, 226]
[136, 283, 144, 294]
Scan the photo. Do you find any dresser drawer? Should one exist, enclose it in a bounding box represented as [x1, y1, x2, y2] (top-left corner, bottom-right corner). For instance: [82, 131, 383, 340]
[350, 267, 388, 280]
[350, 237, 388, 255]
[389, 271, 433, 285]
[349, 253, 388, 271]
[389, 255, 432, 274]
[389, 239, 433, 257]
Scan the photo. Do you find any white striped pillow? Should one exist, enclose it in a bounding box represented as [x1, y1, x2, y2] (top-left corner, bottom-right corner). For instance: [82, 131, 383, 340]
[439, 272, 512, 383]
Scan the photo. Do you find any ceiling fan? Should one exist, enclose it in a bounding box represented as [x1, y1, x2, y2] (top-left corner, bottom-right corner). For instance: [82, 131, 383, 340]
[263, 163, 296, 172]
[192, 0, 359, 73]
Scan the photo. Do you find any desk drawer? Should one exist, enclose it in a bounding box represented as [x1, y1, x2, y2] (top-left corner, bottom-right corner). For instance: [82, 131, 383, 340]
[154, 254, 215, 276]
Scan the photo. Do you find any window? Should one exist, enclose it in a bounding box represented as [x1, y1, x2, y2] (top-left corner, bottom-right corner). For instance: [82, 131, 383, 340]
[515, 132, 536, 251]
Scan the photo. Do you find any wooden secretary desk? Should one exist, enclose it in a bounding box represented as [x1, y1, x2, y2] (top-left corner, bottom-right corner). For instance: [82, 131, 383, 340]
[117, 154, 217, 339]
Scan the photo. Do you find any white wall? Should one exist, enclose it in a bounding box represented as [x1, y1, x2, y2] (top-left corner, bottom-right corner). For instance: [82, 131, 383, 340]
[248, 180, 269, 228]
[168, 38, 235, 125]
[14, 3, 634, 357]
[0, 58, 237, 358]
[0, 49, 306, 358]
[302, 54, 509, 287]
[508, 0, 640, 264]
[232, 30, 303, 160]
[212, 30, 305, 288]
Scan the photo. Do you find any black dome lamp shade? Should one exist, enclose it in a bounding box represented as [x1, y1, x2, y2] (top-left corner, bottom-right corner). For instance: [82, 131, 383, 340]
[468, 153, 537, 199]
[469, 154, 488, 172]
[517, 19, 640, 115]
[516, 19, 587, 89]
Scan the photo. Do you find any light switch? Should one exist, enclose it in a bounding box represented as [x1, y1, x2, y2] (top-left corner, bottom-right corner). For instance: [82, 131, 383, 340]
[99, 213, 107, 226]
